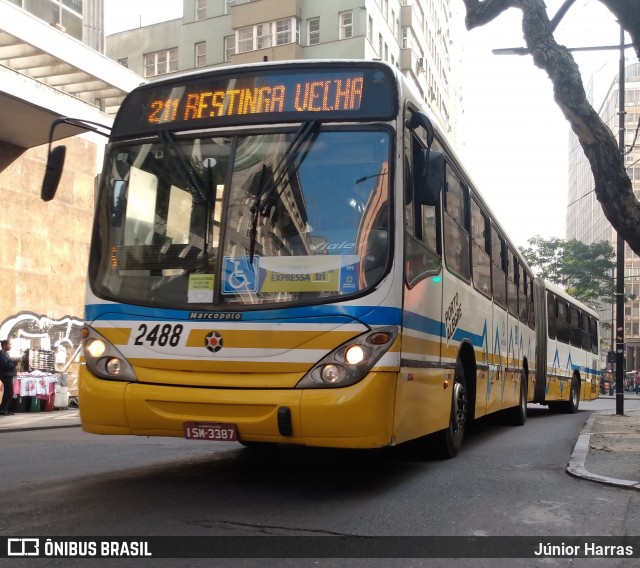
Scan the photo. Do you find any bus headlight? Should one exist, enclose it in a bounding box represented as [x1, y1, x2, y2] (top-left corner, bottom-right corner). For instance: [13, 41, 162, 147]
[85, 339, 106, 358]
[82, 326, 137, 382]
[320, 364, 343, 383]
[296, 326, 398, 389]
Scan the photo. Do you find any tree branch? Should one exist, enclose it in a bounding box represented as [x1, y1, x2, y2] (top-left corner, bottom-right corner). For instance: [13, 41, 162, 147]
[463, 0, 519, 30]
[599, 0, 640, 59]
[549, 0, 578, 32]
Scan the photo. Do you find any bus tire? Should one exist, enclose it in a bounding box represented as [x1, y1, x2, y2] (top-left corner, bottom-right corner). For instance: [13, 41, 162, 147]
[505, 372, 527, 426]
[548, 376, 580, 414]
[433, 361, 467, 459]
[564, 376, 580, 414]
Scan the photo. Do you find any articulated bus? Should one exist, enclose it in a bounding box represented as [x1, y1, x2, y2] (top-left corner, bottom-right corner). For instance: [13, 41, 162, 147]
[41, 60, 599, 457]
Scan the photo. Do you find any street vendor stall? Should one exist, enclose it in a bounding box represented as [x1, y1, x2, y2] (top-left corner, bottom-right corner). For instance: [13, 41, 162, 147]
[14, 370, 58, 411]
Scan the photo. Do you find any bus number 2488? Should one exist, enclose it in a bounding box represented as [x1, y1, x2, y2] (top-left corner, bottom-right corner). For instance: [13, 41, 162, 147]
[134, 324, 184, 347]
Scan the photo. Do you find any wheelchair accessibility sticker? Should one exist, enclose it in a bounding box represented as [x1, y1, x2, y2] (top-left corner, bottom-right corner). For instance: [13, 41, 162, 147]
[222, 255, 360, 295]
[222, 256, 259, 294]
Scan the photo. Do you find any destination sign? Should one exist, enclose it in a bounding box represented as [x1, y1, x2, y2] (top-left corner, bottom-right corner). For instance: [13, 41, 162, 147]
[111, 64, 397, 136]
[148, 76, 364, 124]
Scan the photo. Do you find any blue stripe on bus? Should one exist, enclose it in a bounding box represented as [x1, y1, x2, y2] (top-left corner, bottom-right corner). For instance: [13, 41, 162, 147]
[85, 303, 507, 353]
[401, 311, 445, 337]
[85, 303, 403, 326]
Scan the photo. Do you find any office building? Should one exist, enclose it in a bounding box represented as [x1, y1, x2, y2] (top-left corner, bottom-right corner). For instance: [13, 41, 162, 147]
[566, 61, 640, 367]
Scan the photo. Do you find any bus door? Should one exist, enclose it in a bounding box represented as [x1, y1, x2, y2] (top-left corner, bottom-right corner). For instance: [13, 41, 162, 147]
[396, 114, 446, 443]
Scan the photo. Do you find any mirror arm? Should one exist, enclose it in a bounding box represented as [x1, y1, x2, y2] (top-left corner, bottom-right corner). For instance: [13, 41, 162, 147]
[41, 117, 112, 202]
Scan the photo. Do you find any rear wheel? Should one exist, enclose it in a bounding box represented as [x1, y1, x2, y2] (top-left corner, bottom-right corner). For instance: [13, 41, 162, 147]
[505, 372, 527, 426]
[564, 376, 580, 413]
[548, 376, 580, 414]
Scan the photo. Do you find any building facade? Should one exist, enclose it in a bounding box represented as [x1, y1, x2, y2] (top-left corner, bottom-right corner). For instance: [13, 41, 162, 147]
[566, 61, 640, 369]
[106, 0, 459, 137]
[0, 0, 138, 381]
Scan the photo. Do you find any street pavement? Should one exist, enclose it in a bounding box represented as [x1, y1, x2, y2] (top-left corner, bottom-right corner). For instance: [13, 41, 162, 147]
[1, 396, 640, 490]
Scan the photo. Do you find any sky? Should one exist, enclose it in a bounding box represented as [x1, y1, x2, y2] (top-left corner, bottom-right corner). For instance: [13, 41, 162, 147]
[104, 0, 630, 248]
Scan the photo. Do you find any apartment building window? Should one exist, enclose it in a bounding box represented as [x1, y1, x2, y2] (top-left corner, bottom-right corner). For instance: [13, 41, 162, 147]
[117, 57, 128, 68]
[195, 0, 206, 21]
[308, 17, 320, 46]
[195, 42, 206, 68]
[144, 48, 178, 77]
[237, 27, 254, 53]
[237, 18, 300, 53]
[367, 15, 373, 45]
[339, 11, 353, 39]
[224, 36, 235, 62]
[276, 18, 298, 45]
[257, 23, 273, 49]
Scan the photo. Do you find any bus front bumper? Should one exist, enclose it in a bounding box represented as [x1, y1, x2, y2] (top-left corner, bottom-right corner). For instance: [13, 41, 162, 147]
[78, 368, 397, 449]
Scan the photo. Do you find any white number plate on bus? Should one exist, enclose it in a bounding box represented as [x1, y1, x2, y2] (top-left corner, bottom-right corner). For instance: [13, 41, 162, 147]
[183, 422, 238, 441]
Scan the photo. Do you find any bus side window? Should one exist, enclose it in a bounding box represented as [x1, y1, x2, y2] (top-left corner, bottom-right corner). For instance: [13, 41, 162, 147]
[491, 227, 506, 308]
[443, 166, 470, 281]
[528, 275, 536, 329]
[519, 267, 528, 322]
[590, 317, 599, 354]
[403, 129, 441, 286]
[569, 306, 582, 347]
[556, 300, 570, 344]
[470, 197, 491, 297]
[581, 313, 592, 351]
[547, 292, 557, 339]
[507, 250, 518, 318]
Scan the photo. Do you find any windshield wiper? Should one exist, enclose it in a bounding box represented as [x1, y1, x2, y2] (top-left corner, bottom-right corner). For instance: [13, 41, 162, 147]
[248, 120, 319, 263]
[158, 130, 208, 203]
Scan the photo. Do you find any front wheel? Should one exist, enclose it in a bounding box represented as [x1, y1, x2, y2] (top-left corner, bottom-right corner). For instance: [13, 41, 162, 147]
[433, 363, 467, 458]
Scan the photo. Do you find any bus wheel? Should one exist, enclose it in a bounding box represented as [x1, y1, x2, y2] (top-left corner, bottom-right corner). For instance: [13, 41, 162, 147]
[549, 377, 580, 414]
[505, 372, 527, 426]
[434, 363, 467, 458]
[564, 377, 580, 413]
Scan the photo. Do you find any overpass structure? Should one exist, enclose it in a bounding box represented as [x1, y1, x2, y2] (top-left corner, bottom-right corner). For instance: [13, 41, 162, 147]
[0, 0, 143, 149]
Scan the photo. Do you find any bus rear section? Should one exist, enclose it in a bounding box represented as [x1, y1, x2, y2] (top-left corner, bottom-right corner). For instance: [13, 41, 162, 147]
[534, 278, 600, 412]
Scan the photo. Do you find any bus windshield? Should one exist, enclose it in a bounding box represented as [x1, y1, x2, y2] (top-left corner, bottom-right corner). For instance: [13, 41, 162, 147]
[89, 127, 391, 308]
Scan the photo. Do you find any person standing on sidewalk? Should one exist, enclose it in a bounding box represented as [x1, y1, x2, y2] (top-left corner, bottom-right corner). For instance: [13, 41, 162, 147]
[635, 370, 640, 396]
[0, 339, 17, 416]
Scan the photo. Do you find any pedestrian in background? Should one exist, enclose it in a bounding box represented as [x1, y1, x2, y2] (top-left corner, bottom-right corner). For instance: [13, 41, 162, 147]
[0, 339, 17, 415]
[635, 370, 640, 396]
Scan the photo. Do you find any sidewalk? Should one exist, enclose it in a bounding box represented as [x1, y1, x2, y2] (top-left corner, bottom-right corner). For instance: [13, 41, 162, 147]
[567, 396, 640, 491]
[0, 407, 80, 433]
[1, 398, 640, 491]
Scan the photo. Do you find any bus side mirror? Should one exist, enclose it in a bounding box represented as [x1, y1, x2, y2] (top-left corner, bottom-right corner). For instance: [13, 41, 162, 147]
[41, 145, 67, 202]
[415, 150, 444, 206]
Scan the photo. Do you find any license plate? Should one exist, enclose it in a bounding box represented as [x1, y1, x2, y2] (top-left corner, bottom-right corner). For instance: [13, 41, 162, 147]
[183, 421, 238, 441]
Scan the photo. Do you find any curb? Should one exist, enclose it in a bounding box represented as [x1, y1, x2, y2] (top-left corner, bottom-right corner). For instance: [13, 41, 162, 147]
[566, 411, 640, 490]
[0, 422, 81, 434]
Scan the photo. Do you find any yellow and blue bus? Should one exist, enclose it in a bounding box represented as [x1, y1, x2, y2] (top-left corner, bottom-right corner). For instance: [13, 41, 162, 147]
[41, 60, 599, 457]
